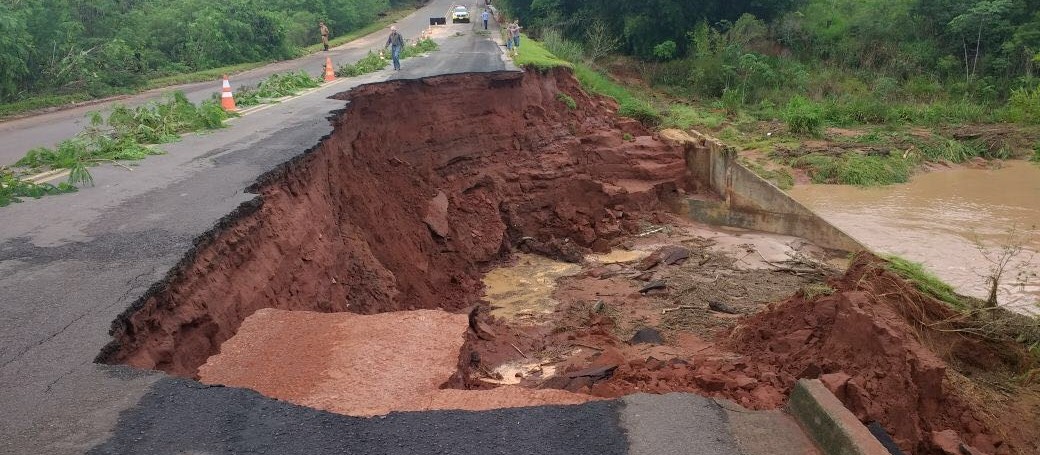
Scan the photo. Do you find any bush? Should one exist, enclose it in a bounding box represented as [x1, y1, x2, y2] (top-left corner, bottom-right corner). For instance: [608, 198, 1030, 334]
[619, 99, 661, 126]
[783, 96, 823, 136]
[541, 29, 584, 63]
[1005, 84, 1040, 124]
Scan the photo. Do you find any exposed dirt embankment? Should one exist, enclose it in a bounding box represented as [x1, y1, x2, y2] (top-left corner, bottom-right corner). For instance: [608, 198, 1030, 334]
[97, 69, 690, 377]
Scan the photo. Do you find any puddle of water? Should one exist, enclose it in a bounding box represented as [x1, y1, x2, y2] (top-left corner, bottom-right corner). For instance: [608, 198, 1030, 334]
[483, 253, 581, 322]
[483, 360, 558, 385]
[789, 161, 1040, 314]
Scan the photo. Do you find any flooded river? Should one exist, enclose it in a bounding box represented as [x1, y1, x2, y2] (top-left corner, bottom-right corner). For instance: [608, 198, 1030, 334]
[789, 160, 1040, 315]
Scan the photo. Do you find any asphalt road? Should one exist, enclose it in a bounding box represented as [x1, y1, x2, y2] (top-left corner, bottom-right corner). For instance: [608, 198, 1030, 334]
[0, 0, 486, 166]
[0, 3, 814, 453]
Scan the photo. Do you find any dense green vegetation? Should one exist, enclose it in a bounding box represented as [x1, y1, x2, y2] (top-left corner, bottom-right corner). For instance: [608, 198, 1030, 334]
[884, 255, 967, 310]
[500, 0, 1040, 109]
[499, 0, 1040, 186]
[0, 0, 419, 105]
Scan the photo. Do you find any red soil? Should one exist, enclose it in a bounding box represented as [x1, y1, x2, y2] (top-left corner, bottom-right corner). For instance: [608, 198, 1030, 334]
[199, 309, 589, 416]
[98, 69, 690, 377]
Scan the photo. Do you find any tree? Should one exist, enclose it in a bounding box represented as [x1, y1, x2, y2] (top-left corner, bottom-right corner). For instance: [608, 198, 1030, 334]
[948, 0, 1013, 82]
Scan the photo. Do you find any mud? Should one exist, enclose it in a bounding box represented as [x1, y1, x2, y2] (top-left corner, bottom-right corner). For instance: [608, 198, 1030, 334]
[789, 161, 1040, 315]
[198, 308, 590, 416]
[98, 69, 689, 377]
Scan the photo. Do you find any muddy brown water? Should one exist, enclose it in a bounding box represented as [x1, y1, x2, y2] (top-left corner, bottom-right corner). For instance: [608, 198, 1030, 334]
[789, 161, 1040, 314]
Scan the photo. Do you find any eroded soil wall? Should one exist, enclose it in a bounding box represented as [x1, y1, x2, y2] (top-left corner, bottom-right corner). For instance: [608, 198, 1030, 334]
[97, 69, 690, 377]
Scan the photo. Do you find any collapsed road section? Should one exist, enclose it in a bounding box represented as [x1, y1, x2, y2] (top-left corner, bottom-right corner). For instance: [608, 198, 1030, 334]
[96, 69, 1038, 455]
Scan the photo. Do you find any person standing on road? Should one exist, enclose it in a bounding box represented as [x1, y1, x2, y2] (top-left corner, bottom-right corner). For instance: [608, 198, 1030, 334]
[481, 10, 490, 30]
[385, 26, 405, 70]
[319, 20, 330, 51]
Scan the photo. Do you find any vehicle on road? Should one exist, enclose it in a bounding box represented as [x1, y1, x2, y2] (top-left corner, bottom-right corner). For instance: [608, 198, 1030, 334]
[452, 6, 470, 23]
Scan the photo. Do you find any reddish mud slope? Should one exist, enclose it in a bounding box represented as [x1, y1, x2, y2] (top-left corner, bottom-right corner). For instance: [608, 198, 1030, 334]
[727, 253, 1038, 455]
[98, 69, 691, 377]
[199, 309, 590, 416]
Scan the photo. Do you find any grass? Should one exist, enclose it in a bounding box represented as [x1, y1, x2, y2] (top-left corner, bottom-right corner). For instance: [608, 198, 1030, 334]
[920, 139, 987, 163]
[145, 61, 272, 90]
[790, 152, 913, 186]
[743, 159, 795, 189]
[802, 283, 835, 300]
[1032, 142, 1040, 162]
[513, 34, 573, 71]
[556, 93, 577, 110]
[234, 71, 322, 106]
[884, 255, 966, 310]
[0, 94, 98, 119]
[663, 104, 726, 130]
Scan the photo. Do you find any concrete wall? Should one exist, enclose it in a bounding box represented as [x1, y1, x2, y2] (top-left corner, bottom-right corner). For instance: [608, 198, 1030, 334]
[661, 129, 866, 253]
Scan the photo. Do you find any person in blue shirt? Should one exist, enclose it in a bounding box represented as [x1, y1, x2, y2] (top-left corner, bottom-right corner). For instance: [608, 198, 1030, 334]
[482, 10, 490, 30]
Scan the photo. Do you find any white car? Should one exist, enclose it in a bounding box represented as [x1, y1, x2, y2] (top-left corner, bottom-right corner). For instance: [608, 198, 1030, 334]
[452, 6, 470, 23]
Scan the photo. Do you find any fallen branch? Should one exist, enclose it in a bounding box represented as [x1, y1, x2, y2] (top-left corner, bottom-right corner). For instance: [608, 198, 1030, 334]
[509, 342, 529, 358]
[662, 305, 698, 314]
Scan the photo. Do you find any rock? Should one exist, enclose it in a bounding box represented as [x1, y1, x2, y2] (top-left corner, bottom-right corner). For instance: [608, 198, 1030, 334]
[932, 430, 986, 455]
[629, 327, 664, 345]
[422, 191, 452, 238]
[638, 280, 666, 293]
[637, 246, 690, 270]
[819, 372, 852, 400]
[708, 300, 740, 314]
[645, 356, 666, 371]
[565, 364, 618, 380]
[733, 375, 759, 390]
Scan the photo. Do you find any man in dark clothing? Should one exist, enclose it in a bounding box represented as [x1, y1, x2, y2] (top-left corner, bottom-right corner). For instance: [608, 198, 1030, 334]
[319, 21, 330, 51]
[384, 26, 405, 70]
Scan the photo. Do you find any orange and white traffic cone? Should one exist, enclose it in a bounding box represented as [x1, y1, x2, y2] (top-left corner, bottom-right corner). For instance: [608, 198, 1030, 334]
[220, 75, 236, 112]
[323, 57, 336, 82]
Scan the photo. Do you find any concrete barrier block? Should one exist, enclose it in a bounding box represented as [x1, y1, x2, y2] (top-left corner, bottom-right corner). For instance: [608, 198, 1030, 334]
[787, 379, 891, 455]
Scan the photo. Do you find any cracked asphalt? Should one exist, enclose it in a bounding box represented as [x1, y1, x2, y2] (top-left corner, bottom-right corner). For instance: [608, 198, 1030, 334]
[0, 2, 816, 453]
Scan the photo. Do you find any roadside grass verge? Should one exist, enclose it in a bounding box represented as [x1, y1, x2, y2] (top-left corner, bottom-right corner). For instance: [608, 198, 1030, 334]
[303, 7, 414, 54]
[883, 255, 966, 310]
[336, 38, 439, 77]
[513, 34, 573, 71]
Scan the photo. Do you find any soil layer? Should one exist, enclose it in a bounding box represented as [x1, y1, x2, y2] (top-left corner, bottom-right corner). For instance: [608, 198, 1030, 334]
[98, 69, 690, 377]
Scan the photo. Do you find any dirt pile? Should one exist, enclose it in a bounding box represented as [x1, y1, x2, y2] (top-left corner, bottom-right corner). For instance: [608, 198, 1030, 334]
[727, 253, 1037, 455]
[199, 309, 590, 416]
[97, 69, 691, 377]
